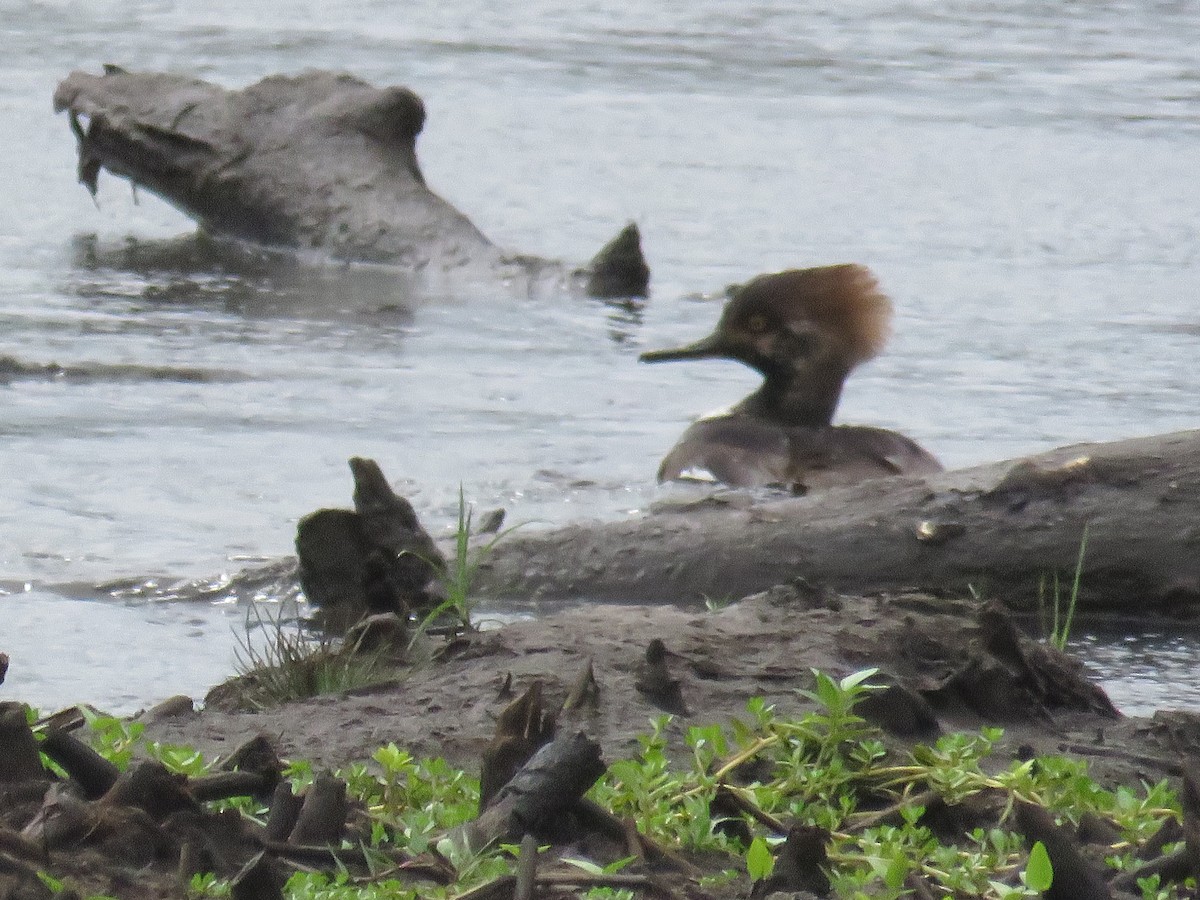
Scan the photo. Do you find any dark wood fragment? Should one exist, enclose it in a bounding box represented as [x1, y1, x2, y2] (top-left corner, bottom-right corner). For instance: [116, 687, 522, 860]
[38, 729, 119, 798]
[189, 770, 273, 803]
[287, 773, 347, 846]
[514, 833, 537, 900]
[230, 851, 284, 900]
[480, 681, 556, 811]
[0, 703, 45, 783]
[751, 824, 830, 897]
[264, 780, 303, 843]
[1014, 800, 1111, 900]
[451, 732, 605, 855]
[101, 761, 197, 819]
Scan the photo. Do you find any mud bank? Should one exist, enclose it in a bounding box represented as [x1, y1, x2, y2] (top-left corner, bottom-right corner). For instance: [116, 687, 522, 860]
[8, 578, 1200, 898]
[143, 588, 1189, 786]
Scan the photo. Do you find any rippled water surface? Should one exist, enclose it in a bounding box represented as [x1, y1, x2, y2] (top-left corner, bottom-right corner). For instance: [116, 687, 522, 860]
[1, 0, 1198, 712]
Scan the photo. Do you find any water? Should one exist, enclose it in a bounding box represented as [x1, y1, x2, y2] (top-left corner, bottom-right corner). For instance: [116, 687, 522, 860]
[1, 0, 1198, 714]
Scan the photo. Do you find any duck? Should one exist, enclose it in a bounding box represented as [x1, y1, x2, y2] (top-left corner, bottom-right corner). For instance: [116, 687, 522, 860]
[639, 264, 942, 492]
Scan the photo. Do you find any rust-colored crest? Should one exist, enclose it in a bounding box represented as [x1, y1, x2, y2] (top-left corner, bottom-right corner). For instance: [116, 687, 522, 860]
[734, 264, 892, 365]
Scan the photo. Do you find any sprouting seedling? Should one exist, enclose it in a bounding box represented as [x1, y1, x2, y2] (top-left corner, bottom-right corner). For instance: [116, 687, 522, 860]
[408, 485, 524, 648]
[1039, 523, 1090, 651]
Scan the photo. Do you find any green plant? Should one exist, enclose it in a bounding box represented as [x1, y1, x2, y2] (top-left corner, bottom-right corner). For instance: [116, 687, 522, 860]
[1024, 840, 1053, 891]
[407, 486, 522, 646]
[40, 666, 1199, 900]
[1038, 523, 1090, 650]
[78, 708, 145, 770]
[745, 835, 774, 881]
[702, 593, 735, 612]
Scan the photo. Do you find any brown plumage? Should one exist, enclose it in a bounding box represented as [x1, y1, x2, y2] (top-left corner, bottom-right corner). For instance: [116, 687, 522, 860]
[640, 264, 941, 491]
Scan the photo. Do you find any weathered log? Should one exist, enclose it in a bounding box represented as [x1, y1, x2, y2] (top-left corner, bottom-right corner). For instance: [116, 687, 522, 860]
[751, 824, 831, 898]
[101, 761, 197, 819]
[137, 695, 195, 724]
[264, 781, 303, 844]
[188, 771, 274, 804]
[472, 430, 1200, 614]
[218, 734, 283, 804]
[480, 681, 556, 811]
[53, 68, 650, 298]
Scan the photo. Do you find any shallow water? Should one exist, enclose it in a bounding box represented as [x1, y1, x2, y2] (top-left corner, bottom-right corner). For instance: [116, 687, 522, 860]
[1, 1, 1198, 713]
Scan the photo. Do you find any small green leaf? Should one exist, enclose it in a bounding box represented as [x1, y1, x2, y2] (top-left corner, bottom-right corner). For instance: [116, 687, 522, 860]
[561, 856, 605, 876]
[839, 667, 879, 691]
[746, 836, 775, 882]
[1025, 840, 1054, 891]
[884, 851, 909, 889]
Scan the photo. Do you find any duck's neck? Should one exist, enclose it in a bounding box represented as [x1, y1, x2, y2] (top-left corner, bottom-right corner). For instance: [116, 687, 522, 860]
[734, 367, 848, 428]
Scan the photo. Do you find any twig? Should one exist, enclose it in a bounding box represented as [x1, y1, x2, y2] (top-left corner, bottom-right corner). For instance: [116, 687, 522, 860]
[514, 833, 537, 900]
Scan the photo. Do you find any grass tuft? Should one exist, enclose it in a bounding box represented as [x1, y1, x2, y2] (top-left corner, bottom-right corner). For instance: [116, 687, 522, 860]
[1039, 523, 1090, 651]
[407, 486, 522, 648]
[230, 605, 392, 710]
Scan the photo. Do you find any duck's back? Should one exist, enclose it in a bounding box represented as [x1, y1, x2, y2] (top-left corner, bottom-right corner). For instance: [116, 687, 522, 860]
[657, 416, 942, 491]
[789, 425, 943, 492]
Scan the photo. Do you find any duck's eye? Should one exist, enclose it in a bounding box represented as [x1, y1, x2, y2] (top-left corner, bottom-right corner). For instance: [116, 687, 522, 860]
[745, 313, 768, 333]
[787, 331, 820, 357]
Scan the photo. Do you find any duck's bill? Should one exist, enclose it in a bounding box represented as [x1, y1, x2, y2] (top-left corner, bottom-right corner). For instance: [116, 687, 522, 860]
[638, 332, 726, 363]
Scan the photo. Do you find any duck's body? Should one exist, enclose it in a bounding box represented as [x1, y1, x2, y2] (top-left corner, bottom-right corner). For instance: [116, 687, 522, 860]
[656, 417, 942, 490]
[642, 264, 942, 492]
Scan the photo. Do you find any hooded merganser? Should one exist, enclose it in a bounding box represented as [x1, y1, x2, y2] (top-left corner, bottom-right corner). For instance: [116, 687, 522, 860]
[640, 264, 942, 491]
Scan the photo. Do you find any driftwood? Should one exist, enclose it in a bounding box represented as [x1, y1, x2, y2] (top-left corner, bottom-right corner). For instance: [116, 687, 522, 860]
[38, 728, 119, 798]
[480, 682, 557, 811]
[448, 732, 606, 855]
[53, 67, 649, 298]
[286, 773, 348, 846]
[472, 429, 1200, 614]
[296, 457, 447, 630]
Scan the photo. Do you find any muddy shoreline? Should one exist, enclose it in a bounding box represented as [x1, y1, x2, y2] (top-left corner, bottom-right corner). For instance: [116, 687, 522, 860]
[127, 428, 1200, 783]
[9, 430, 1200, 897]
[10, 583, 1200, 899]
[138, 587, 1191, 785]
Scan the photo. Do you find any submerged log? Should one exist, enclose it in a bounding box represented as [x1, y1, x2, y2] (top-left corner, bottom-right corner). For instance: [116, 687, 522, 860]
[472, 430, 1200, 615]
[53, 67, 650, 297]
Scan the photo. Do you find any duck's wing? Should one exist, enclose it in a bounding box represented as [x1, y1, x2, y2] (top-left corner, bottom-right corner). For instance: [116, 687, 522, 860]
[656, 416, 792, 487]
[788, 425, 943, 491]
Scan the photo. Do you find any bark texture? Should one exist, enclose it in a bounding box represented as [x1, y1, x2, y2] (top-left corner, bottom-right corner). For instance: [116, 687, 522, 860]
[473, 429, 1200, 614]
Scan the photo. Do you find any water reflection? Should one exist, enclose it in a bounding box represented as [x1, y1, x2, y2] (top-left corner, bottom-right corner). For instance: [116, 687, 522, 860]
[602, 295, 647, 346]
[66, 232, 425, 322]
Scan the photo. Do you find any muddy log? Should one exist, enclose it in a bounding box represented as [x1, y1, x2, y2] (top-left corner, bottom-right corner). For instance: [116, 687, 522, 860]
[473, 430, 1200, 614]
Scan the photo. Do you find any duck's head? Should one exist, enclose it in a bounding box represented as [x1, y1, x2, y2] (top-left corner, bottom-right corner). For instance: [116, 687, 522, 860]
[640, 264, 893, 426]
